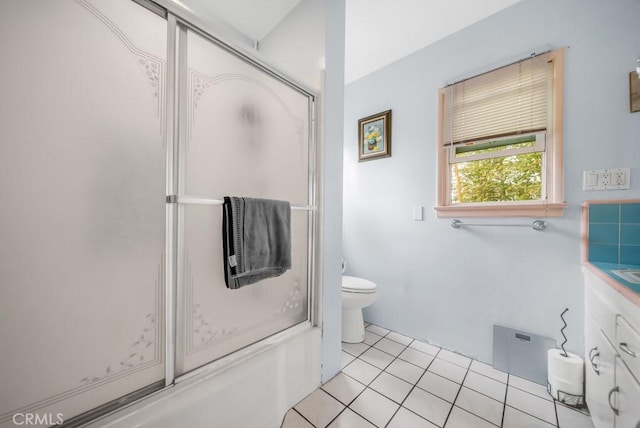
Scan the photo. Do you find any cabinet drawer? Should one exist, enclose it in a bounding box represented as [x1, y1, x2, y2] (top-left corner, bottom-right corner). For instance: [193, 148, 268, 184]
[614, 357, 640, 428]
[616, 315, 640, 382]
[586, 279, 617, 339]
[586, 314, 617, 428]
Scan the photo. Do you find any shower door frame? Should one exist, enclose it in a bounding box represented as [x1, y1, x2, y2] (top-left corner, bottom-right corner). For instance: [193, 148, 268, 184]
[160, 2, 320, 386]
[0, 1, 319, 425]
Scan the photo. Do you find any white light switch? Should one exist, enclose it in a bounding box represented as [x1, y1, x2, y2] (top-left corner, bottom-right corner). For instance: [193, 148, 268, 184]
[413, 206, 423, 221]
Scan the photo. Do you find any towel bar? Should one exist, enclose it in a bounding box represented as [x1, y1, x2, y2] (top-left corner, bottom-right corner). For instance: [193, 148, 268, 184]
[167, 195, 317, 211]
[451, 219, 547, 231]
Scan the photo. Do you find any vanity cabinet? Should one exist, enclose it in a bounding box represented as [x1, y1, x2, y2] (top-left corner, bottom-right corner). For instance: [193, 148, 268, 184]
[584, 268, 640, 428]
[615, 358, 640, 428]
[585, 314, 616, 428]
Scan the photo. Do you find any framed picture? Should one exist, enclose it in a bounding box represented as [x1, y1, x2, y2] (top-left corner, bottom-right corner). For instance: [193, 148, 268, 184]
[630, 71, 640, 113]
[358, 110, 392, 162]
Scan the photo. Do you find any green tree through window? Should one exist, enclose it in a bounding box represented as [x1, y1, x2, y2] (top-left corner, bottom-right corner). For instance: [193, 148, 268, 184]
[451, 152, 542, 203]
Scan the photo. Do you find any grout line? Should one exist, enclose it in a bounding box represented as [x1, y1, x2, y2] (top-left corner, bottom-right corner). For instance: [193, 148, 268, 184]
[343, 349, 409, 428]
[290, 407, 316, 428]
[319, 380, 376, 427]
[618, 204, 622, 263]
[412, 370, 459, 404]
[441, 363, 469, 427]
[501, 374, 509, 427]
[508, 385, 553, 403]
[337, 326, 593, 428]
[467, 362, 509, 385]
[450, 389, 504, 427]
[460, 370, 510, 404]
[322, 407, 346, 427]
[504, 405, 557, 427]
[383, 354, 434, 427]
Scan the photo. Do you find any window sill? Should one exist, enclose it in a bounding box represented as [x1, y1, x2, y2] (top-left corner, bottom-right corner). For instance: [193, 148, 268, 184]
[434, 202, 567, 218]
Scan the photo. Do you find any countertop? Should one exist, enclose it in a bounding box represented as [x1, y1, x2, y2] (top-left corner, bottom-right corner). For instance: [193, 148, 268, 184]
[583, 261, 640, 306]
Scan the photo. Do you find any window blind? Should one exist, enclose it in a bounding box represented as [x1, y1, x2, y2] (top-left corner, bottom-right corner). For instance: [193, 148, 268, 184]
[443, 53, 551, 146]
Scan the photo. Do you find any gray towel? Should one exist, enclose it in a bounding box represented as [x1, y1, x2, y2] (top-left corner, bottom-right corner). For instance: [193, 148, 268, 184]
[222, 196, 291, 289]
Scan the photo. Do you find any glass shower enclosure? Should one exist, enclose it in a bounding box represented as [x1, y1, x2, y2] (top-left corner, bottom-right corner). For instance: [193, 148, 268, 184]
[0, 0, 316, 425]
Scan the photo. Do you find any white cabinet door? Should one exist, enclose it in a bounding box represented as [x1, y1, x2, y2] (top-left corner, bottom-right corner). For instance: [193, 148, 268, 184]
[586, 314, 617, 428]
[615, 358, 640, 428]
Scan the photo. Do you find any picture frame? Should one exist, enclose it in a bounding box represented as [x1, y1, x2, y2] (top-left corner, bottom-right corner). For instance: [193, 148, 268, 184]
[630, 71, 640, 113]
[358, 110, 392, 162]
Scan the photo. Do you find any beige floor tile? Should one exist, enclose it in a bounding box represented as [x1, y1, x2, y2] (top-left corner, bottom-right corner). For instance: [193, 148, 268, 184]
[294, 389, 345, 428]
[349, 388, 399, 428]
[387, 407, 439, 428]
[281, 410, 314, 428]
[384, 358, 425, 384]
[445, 406, 499, 428]
[327, 408, 376, 428]
[342, 358, 382, 385]
[463, 370, 507, 402]
[416, 371, 461, 403]
[322, 372, 366, 405]
[369, 371, 413, 404]
[403, 386, 452, 427]
[454, 387, 503, 426]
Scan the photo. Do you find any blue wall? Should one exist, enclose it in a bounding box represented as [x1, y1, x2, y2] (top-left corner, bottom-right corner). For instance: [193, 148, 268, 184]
[343, 0, 640, 362]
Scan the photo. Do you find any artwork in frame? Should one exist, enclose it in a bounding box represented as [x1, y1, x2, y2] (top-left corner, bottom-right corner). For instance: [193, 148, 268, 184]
[358, 110, 392, 162]
[630, 71, 640, 113]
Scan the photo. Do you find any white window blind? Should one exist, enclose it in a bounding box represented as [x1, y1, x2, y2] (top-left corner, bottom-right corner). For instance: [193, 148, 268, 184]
[443, 53, 551, 146]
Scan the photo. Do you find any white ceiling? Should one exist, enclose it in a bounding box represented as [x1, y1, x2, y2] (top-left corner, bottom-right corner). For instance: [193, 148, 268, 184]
[345, 0, 522, 83]
[176, 0, 522, 83]
[175, 0, 303, 40]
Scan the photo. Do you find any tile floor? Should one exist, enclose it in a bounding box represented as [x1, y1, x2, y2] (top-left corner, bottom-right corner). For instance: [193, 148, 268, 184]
[282, 324, 594, 428]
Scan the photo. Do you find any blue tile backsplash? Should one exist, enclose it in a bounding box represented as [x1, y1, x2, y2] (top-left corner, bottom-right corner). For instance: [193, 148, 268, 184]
[588, 202, 640, 264]
[621, 203, 640, 223]
[589, 203, 620, 224]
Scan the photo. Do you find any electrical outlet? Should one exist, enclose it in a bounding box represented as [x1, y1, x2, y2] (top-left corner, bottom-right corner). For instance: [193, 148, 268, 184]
[615, 171, 624, 185]
[583, 168, 631, 190]
[610, 168, 630, 189]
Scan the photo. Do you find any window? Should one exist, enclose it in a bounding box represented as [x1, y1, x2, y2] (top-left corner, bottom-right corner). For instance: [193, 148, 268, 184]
[436, 48, 566, 217]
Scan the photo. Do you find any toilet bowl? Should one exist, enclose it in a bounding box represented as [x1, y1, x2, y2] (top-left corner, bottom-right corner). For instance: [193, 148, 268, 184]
[342, 275, 378, 343]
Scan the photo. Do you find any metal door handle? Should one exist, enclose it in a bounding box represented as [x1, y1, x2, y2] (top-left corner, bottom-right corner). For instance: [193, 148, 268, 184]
[620, 342, 637, 357]
[589, 346, 600, 375]
[608, 386, 619, 416]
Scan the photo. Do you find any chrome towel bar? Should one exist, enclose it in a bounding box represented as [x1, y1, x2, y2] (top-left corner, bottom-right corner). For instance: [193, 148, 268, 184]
[166, 195, 317, 211]
[451, 218, 547, 231]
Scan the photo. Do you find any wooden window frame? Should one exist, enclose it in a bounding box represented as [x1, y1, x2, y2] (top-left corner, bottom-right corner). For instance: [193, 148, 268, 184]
[435, 48, 567, 218]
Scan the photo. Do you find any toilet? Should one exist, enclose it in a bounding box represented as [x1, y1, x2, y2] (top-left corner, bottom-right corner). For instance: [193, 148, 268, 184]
[342, 275, 378, 343]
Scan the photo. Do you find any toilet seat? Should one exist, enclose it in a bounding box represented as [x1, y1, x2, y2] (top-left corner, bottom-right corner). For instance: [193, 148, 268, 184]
[342, 275, 377, 294]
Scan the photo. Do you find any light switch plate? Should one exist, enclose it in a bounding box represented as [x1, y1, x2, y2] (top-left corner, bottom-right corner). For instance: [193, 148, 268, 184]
[412, 206, 423, 221]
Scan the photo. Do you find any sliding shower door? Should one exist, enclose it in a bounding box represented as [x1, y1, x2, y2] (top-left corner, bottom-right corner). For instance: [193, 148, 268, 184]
[175, 29, 314, 374]
[0, 0, 166, 425]
[0, 0, 317, 423]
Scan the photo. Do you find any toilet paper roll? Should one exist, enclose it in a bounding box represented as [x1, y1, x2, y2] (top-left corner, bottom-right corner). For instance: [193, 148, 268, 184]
[547, 349, 584, 398]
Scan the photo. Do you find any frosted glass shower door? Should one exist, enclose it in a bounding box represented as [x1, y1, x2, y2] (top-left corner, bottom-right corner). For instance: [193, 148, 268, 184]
[0, 0, 166, 425]
[177, 29, 314, 374]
